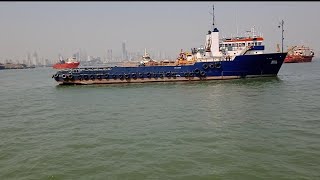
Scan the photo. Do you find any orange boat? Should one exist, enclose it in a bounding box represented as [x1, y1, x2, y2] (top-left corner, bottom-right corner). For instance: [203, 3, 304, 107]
[284, 45, 315, 63]
[53, 57, 80, 69]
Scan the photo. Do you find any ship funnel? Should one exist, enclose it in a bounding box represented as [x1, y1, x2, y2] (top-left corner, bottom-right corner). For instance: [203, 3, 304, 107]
[209, 5, 220, 56]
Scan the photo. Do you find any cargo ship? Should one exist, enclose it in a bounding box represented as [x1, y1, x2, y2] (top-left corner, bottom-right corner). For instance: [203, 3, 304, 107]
[52, 56, 80, 69]
[52, 5, 287, 85]
[284, 45, 314, 63]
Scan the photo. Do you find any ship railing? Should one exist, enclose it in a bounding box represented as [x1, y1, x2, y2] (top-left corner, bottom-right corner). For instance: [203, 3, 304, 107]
[196, 56, 225, 62]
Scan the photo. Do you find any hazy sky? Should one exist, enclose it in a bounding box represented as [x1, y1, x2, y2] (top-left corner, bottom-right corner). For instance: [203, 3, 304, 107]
[0, 1, 319, 61]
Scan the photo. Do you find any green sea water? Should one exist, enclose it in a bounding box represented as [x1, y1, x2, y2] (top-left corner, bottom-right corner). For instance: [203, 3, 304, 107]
[0, 61, 319, 179]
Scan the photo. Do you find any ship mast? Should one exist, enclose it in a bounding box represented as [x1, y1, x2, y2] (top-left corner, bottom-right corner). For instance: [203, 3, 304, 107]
[278, 20, 284, 53]
[210, 5, 215, 31]
[205, 5, 215, 52]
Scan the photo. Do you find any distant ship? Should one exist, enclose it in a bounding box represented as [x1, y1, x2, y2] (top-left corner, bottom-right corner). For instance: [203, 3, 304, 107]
[284, 45, 315, 63]
[52, 5, 287, 85]
[0, 63, 5, 70]
[52, 56, 80, 69]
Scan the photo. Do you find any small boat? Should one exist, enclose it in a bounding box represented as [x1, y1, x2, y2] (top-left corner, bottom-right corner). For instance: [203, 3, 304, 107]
[52, 5, 287, 85]
[139, 48, 177, 66]
[52, 56, 80, 69]
[284, 45, 315, 63]
[0, 63, 5, 70]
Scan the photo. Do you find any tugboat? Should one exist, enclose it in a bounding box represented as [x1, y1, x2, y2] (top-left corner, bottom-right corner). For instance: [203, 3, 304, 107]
[52, 5, 287, 85]
[52, 56, 80, 69]
[284, 45, 315, 63]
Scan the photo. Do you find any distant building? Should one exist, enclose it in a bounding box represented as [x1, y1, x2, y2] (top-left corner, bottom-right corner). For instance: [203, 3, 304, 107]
[73, 52, 80, 61]
[80, 49, 87, 63]
[107, 49, 113, 62]
[122, 42, 128, 60]
[27, 52, 32, 66]
[82, 56, 102, 66]
[45, 59, 50, 66]
[32, 51, 39, 66]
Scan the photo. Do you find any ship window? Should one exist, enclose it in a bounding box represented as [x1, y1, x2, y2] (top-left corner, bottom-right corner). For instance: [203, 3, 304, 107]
[258, 42, 262, 45]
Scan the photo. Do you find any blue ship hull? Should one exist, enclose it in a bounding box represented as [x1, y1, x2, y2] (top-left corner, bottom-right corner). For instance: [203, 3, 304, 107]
[52, 53, 287, 85]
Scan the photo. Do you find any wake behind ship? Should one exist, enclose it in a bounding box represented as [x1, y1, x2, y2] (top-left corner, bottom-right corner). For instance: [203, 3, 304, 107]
[52, 5, 287, 85]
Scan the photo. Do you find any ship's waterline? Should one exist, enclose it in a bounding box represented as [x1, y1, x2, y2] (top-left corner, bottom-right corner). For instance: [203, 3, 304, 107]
[58, 74, 278, 85]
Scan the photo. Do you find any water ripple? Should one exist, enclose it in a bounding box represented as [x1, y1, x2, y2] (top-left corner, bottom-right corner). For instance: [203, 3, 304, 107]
[0, 64, 320, 179]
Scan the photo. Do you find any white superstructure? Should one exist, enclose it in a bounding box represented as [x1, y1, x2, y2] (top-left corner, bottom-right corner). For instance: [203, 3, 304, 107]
[191, 5, 265, 62]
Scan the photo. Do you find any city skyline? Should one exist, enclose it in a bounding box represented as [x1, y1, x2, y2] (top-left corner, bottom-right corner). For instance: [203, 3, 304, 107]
[0, 2, 319, 62]
[0, 42, 179, 65]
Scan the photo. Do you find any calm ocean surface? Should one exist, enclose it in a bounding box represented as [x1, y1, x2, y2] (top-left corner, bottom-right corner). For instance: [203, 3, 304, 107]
[0, 60, 320, 180]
